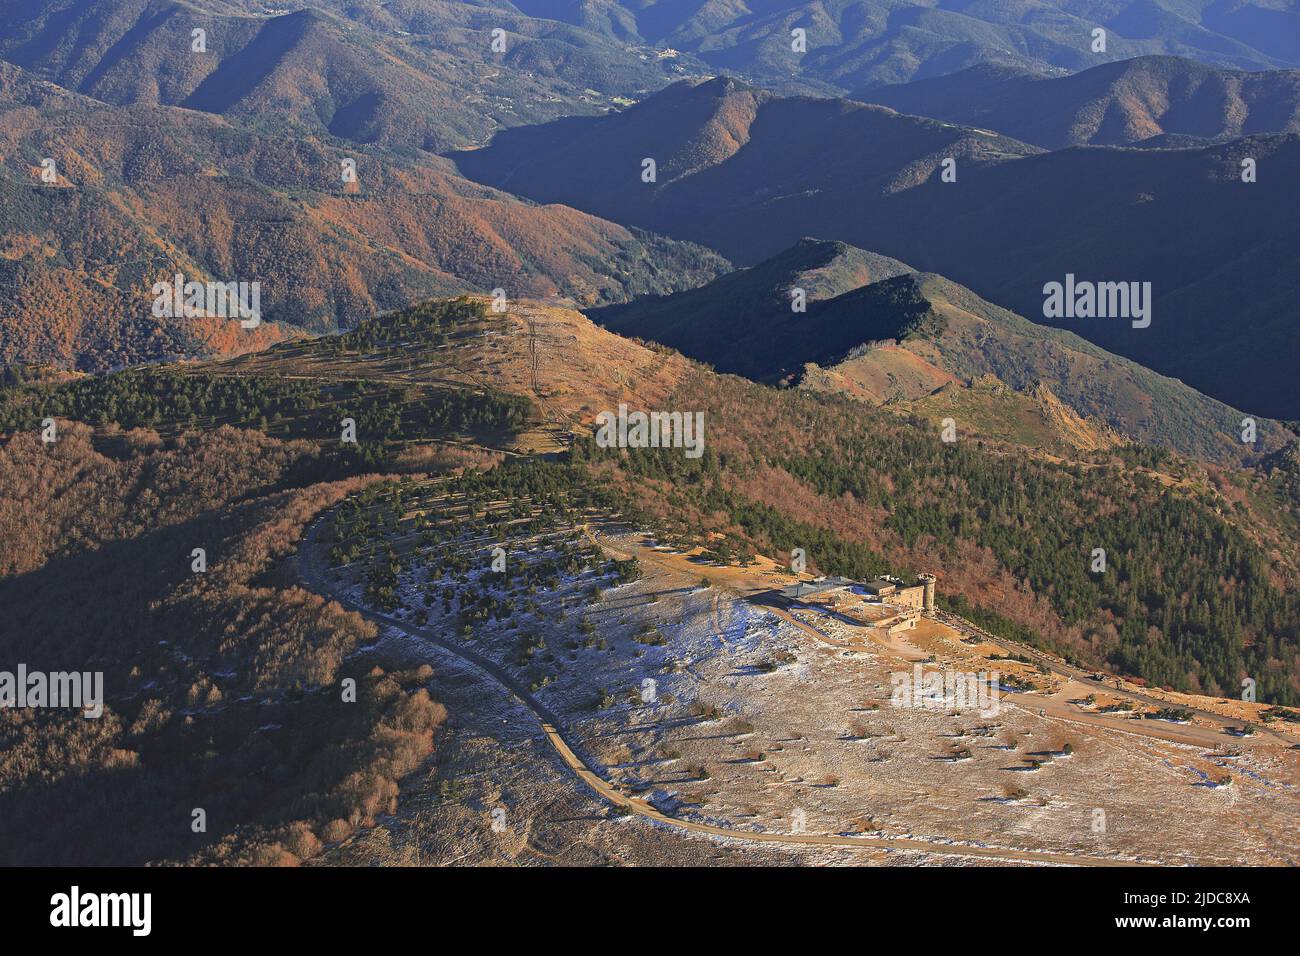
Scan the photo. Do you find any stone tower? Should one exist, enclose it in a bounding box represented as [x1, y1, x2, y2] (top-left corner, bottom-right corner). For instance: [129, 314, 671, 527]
[918, 573, 937, 612]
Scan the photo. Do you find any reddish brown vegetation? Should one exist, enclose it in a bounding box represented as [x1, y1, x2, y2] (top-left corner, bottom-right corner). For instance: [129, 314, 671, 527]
[0, 423, 446, 864]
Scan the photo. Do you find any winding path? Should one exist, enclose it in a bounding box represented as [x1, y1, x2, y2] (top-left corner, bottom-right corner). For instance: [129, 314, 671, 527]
[297, 514, 1141, 867]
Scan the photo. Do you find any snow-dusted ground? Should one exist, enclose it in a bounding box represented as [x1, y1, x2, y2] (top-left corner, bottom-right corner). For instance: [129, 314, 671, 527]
[324, 516, 1300, 867]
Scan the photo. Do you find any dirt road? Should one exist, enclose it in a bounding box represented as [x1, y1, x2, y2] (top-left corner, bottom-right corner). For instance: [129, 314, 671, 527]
[298, 516, 1142, 866]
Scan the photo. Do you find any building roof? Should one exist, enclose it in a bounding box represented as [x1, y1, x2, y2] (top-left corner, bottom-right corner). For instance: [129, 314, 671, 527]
[779, 582, 825, 599]
[778, 575, 923, 602]
[819, 576, 857, 588]
[778, 576, 855, 600]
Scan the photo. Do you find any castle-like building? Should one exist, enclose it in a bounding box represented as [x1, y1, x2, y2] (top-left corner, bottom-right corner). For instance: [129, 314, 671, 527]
[777, 572, 937, 612]
[863, 574, 937, 611]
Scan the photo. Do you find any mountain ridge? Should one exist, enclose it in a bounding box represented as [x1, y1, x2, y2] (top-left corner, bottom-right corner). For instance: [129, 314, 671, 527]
[589, 239, 1294, 465]
[495, 0, 1300, 92]
[457, 78, 1300, 420]
[861, 55, 1300, 148]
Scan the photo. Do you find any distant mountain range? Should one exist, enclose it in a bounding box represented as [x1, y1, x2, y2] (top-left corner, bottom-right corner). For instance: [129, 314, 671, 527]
[862, 55, 1300, 148]
[0, 0, 701, 152]
[589, 239, 1293, 464]
[457, 75, 1300, 420]
[509, 0, 1300, 91]
[5, 0, 1298, 155]
[5, 3, 1299, 419]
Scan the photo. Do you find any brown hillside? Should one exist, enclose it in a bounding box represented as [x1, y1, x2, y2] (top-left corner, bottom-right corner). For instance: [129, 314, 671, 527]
[0, 81, 728, 372]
